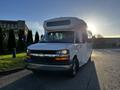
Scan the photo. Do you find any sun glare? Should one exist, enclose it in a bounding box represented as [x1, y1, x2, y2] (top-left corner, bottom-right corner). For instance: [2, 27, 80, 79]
[87, 22, 97, 35]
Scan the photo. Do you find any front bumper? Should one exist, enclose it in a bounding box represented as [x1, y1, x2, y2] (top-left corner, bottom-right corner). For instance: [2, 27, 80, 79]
[26, 63, 72, 71]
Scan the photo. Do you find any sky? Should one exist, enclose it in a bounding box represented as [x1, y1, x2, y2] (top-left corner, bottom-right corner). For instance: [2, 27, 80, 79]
[0, 0, 120, 37]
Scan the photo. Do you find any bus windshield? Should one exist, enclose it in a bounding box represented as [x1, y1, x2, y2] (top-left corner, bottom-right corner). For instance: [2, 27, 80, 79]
[41, 31, 74, 43]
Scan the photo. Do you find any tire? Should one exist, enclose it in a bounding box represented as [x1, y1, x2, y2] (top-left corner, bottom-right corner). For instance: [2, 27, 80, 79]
[69, 58, 79, 77]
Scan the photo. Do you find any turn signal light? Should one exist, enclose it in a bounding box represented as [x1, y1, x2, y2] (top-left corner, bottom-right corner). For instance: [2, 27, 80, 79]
[55, 55, 69, 61]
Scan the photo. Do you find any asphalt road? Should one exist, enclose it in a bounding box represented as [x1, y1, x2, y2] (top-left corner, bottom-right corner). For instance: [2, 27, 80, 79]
[0, 49, 120, 90]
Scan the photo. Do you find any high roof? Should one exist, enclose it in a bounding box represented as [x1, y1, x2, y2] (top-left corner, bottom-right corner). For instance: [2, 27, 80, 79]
[44, 17, 87, 31]
[44, 17, 86, 25]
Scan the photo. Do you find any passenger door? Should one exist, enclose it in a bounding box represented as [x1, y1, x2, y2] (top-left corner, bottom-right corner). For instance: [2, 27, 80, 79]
[81, 33, 88, 64]
[75, 33, 85, 66]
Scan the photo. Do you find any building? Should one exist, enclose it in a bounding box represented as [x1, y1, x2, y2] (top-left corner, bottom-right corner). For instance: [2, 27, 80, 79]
[0, 20, 29, 49]
[93, 38, 120, 48]
[0, 20, 29, 39]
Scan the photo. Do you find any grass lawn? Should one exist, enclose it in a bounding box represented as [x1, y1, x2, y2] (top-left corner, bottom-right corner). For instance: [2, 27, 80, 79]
[0, 53, 27, 72]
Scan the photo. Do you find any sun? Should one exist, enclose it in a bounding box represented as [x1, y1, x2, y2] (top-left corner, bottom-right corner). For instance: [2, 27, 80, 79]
[87, 22, 97, 35]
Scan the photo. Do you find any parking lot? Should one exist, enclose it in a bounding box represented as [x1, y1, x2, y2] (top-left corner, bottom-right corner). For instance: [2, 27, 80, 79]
[0, 49, 120, 90]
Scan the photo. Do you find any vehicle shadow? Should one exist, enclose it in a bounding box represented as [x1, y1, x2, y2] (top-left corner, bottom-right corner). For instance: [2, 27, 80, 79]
[0, 60, 100, 90]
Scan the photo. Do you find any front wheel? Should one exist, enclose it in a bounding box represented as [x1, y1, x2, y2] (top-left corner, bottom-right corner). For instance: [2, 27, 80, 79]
[69, 58, 78, 77]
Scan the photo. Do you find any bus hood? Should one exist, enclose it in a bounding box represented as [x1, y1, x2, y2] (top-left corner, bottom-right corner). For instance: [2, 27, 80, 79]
[27, 43, 72, 50]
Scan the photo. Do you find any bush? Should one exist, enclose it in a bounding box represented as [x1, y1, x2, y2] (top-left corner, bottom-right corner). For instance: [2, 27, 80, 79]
[0, 27, 3, 52]
[34, 31, 39, 43]
[18, 29, 26, 51]
[26, 30, 33, 46]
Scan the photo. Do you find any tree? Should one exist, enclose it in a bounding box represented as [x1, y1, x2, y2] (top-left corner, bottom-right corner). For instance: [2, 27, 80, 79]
[27, 30, 33, 46]
[7, 29, 16, 58]
[7, 29, 16, 50]
[34, 31, 39, 43]
[18, 29, 26, 51]
[0, 27, 3, 52]
[96, 34, 103, 38]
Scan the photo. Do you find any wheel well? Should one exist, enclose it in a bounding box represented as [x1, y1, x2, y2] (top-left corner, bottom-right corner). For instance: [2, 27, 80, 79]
[73, 55, 79, 64]
[73, 55, 79, 70]
[73, 55, 78, 60]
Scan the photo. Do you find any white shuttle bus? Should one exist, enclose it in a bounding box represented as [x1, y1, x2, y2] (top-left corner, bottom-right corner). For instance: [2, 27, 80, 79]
[26, 17, 92, 76]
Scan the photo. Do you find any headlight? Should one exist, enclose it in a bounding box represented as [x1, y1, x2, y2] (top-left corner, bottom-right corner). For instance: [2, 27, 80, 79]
[57, 49, 69, 55]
